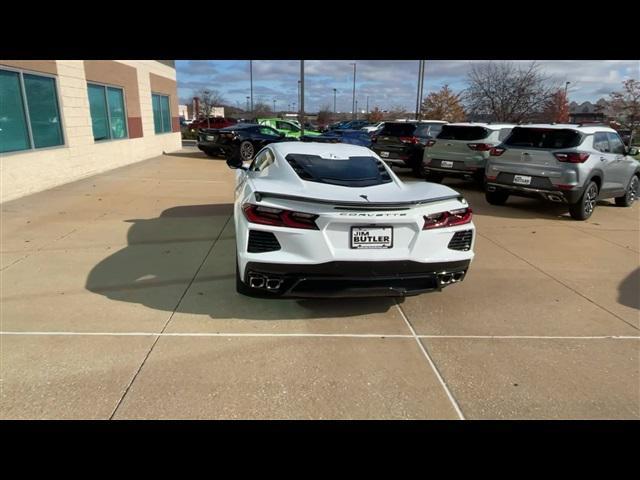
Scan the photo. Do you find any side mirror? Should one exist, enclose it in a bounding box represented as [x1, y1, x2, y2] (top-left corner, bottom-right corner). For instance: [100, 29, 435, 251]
[628, 147, 639, 156]
[226, 156, 246, 170]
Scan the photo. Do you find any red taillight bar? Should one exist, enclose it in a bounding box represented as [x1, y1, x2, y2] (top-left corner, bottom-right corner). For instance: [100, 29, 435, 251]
[423, 208, 472, 230]
[554, 152, 590, 163]
[467, 143, 493, 151]
[490, 147, 506, 156]
[242, 204, 319, 230]
[399, 136, 420, 144]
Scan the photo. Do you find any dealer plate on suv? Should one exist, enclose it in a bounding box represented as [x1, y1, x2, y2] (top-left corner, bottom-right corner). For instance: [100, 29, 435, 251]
[351, 226, 393, 249]
[513, 175, 532, 185]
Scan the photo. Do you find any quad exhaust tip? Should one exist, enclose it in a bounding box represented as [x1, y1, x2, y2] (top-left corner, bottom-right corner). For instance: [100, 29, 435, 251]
[439, 271, 466, 286]
[248, 274, 284, 291]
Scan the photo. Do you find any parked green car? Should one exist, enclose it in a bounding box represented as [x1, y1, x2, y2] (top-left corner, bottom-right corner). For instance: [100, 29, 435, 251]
[257, 118, 321, 138]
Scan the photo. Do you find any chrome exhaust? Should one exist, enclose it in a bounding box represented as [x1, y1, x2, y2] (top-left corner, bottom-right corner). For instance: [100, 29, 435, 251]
[249, 275, 265, 289]
[547, 194, 563, 203]
[266, 278, 283, 290]
[452, 272, 465, 282]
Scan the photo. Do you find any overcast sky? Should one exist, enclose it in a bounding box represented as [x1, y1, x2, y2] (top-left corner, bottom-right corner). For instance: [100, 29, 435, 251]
[176, 60, 639, 113]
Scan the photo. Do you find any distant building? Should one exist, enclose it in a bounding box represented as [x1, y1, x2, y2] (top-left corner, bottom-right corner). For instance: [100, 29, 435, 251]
[569, 99, 608, 124]
[178, 104, 189, 120]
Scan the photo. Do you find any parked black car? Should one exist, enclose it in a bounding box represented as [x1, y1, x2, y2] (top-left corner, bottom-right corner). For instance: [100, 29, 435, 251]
[197, 124, 291, 161]
[302, 129, 373, 148]
[371, 121, 447, 176]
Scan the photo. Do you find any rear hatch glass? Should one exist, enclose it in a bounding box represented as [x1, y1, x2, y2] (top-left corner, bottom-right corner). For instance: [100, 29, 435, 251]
[379, 123, 417, 137]
[285, 154, 392, 187]
[437, 125, 490, 141]
[503, 128, 582, 149]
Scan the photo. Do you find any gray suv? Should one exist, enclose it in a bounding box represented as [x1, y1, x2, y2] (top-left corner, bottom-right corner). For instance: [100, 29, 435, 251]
[485, 124, 640, 220]
[421, 123, 514, 184]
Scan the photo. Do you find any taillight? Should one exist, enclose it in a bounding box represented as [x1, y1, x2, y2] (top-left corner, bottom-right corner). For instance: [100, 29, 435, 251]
[242, 204, 319, 230]
[399, 136, 420, 144]
[423, 208, 472, 230]
[425, 139, 436, 147]
[371, 135, 378, 143]
[467, 143, 493, 151]
[554, 152, 590, 163]
[490, 147, 506, 156]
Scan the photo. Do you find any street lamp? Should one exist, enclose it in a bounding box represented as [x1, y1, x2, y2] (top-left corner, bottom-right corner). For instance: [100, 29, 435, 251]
[366, 96, 370, 114]
[355, 100, 358, 120]
[564, 81, 571, 96]
[333, 88, 337, 114]
[249, 60, 253, 113]
[246, 96, 250, 112]
[273, 99, 276, 114]
[350, 63, 357, 120]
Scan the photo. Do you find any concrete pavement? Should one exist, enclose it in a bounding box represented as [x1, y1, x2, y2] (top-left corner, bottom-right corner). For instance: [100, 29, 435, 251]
[1, 148, 638, 419]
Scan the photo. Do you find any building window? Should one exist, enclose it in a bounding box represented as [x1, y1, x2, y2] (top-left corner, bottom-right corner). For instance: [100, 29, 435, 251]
[152, 93, 172, 134]
[87, 83, 128, 141]
[0, 68, 64, 154]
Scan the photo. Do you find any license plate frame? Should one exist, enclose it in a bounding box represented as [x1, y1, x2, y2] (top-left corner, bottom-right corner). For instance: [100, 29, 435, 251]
[441, 160, 454, 168]
[350, 226, 393, 249]
[379, 151, 390, 158]
[513, 175, 532, 186]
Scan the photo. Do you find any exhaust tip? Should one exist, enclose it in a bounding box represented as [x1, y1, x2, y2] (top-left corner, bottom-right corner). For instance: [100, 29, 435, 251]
[249, 276, 265, 289]
[266, 279, 283, 290]
[453, 272, 464, 281]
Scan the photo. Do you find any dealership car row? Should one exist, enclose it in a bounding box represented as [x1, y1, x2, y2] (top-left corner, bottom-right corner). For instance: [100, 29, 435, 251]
[197, 118, 639, 222]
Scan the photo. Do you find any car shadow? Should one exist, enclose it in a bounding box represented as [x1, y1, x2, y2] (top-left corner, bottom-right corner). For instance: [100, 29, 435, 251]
[618, 268, 639, 310]
[85, 204, 396, 320]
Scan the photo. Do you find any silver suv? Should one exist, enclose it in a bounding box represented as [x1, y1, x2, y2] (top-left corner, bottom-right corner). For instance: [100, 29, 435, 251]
[485, 124, 640, 220]
[421, 123, 514, 184]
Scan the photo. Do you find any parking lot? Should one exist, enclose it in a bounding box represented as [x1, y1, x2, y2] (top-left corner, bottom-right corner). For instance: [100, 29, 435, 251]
[1, 146, 638, 419]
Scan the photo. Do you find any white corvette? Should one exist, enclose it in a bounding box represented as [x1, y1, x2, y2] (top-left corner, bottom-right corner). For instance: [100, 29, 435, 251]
[230, 142, 475, 297]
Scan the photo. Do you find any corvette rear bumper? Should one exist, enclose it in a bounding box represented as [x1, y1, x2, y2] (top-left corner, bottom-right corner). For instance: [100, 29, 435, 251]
[243, 260, 471, 298]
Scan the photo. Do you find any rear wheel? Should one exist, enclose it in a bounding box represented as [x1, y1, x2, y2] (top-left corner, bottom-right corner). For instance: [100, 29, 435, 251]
[239, 141, 255, 161]
[615, 175, 639, 207]
[202, 148, 217, 158]
[485, 190, 509, 205]
[425, 171, 444, 184]
[569, 181, 598, 220]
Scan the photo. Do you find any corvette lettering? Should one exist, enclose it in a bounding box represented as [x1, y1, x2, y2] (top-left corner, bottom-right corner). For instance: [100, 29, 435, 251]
[338, 212, 407, 217]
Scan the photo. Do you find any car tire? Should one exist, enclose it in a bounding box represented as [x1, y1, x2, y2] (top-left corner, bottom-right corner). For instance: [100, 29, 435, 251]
[236, 258, 251, 295]
[485, 190, 509, 205]
[425, 172, 444, 184]
[615, 175, 639, 207]
[202, 148, 217, 158]
[239, 140, 255, 161]
[569, 181, 598, 220]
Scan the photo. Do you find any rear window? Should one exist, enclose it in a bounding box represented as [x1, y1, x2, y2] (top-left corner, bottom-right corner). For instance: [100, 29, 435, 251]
[504, 128, 582, 149]
[379, 123, 417, 137]
[437, 125, 490, 141]
[285, 154, 392, 187]
[415, 123, 444, 137]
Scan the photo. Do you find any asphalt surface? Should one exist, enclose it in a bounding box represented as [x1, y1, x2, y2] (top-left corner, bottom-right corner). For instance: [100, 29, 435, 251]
[1, 147, 638, 419]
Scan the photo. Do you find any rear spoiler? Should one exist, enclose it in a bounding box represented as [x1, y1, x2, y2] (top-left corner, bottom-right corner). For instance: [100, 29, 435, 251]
[254, 191, 463, 208]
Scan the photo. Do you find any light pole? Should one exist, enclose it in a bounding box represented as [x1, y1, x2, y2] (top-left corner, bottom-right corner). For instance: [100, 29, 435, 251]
[415, 60, 425, 120]
[366, 96, 369, 114]
[249, 60, 253, 113]
[350, 63, 357, 120]
[300, 60, 305, 137]
[355, 100, 358, 120]
[246, 96, 250, 112]
[333, 88, 337, 114]
[273, 99, 276, 114]
[564, 81, 570, 97]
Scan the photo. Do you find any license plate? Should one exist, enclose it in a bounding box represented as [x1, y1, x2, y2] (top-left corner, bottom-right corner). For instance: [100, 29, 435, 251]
[513, 175, 532, 185]
[206, 135, 215, 141]
[351, 226, 393, 249]
[441, 160, 454, 168]
[379, 151, 389, 158]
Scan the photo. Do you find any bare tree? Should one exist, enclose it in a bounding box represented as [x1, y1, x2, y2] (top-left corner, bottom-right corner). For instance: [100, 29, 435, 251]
[464, 61, 558, 123]
[194, 89, 226, 127]
[252, 101, 272, 117]
[604, 79, 640, 145]
[316, 104, 333, 126]
[385, 105, 409, 120]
